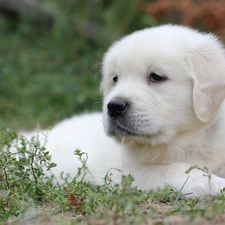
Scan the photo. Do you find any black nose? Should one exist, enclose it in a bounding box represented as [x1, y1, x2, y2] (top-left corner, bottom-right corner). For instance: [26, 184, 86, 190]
[107, 99, 128, 118]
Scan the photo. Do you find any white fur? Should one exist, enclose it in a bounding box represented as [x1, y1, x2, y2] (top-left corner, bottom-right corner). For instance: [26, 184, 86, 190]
[22, 25, 225, 198]
[20, 113, 122, 185]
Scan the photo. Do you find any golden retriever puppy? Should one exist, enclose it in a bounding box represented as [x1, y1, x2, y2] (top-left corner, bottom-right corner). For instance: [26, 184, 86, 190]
[25, 25, 225, 198]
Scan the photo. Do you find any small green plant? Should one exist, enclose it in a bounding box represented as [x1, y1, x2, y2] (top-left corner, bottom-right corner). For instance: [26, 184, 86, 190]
[70, 149, 90, 184]
[0, 125, 56, 220]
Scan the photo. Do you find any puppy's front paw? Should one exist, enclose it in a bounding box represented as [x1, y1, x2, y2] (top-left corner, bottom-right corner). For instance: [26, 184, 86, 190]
[182, 175, 225, 198]
[216, 177, 225, 195]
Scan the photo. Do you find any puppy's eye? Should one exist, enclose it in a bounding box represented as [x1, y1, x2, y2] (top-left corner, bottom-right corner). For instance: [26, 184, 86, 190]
[113, 76, 118, 83]
[150, 73, 166, 82]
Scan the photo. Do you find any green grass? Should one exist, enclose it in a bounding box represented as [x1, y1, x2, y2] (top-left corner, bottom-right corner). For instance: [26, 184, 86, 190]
[1, 126, 225, 225]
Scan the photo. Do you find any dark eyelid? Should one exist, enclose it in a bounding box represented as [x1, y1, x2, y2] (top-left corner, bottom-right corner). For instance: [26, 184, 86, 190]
[113, 76, 118, 82]
[149, 73, 167, 82]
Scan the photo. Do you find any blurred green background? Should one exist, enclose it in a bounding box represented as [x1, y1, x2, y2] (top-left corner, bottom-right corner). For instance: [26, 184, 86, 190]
[0, 0, 224, 129]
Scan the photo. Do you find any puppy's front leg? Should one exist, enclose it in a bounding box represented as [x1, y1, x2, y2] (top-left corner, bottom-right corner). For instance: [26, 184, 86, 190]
[129, 162, 225, 198]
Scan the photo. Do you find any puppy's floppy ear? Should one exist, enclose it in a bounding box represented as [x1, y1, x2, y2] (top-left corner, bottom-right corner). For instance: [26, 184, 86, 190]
[186, 35, 225, 123]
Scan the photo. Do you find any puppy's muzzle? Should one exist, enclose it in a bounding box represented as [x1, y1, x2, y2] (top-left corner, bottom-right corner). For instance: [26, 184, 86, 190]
[107, 99, 128, 118]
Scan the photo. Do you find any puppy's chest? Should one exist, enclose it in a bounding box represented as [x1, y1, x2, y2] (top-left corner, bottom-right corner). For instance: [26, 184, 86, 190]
[170, 144, 225, 173]
[124, 144, 225, 173]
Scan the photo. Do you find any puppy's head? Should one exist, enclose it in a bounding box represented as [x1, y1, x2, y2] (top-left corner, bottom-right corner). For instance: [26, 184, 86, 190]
[101, 25, 225, 145]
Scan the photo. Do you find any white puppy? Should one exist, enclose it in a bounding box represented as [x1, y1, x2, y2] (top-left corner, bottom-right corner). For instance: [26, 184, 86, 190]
[26, 25, 225, 198]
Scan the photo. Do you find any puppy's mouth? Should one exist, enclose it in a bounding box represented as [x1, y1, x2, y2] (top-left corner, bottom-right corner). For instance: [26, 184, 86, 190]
[108, 118, 160, 138]
[107, 118, 134, 136]
[115, 123, 137, 136]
